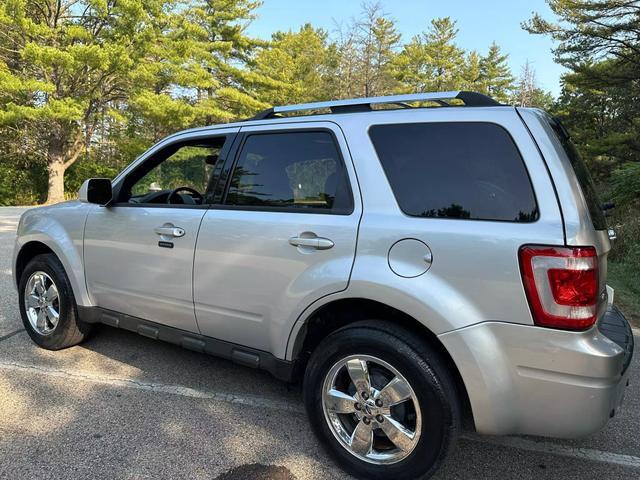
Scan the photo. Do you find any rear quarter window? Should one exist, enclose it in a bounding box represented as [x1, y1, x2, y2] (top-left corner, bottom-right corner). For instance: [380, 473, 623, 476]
[547, 117, 607, 231]
[369, 122, 538, 222]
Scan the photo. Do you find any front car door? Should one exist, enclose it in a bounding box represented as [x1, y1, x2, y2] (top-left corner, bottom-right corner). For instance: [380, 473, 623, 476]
[193, 122, 361, 355]
[84, 128, 239, 332]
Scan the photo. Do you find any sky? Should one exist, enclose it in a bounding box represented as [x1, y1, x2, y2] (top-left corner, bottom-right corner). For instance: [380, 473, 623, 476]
[246, 0, 566, 97]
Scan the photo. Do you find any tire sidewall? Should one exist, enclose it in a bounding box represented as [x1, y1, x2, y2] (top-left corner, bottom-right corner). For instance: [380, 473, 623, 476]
[18, 254, 79, 349]
[304, 326, 457, 480]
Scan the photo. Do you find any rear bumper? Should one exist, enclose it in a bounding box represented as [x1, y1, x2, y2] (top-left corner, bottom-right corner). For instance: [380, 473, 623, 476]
[438, 307, 633, 438]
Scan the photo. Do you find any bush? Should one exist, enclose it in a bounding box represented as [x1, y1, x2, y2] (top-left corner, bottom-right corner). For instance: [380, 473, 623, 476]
[610, 162, 640, 205]
[0, 159, 47, 205]
[64, 157, 121, 199]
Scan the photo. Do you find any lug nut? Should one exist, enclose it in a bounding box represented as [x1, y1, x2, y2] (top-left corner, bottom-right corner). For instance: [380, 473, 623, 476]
[361, 392, 369, 400]
[375, 399, 383, 407]
[354, 402, 361, 411]
[376, 414, 384, 423]
[363, 417, 371, 425]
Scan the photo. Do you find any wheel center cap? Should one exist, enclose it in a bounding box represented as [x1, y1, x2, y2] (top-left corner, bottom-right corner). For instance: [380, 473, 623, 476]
[363, 400, 376, 416]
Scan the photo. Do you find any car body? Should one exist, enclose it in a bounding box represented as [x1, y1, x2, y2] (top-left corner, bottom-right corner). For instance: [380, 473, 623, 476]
[14, 91, 634, 479]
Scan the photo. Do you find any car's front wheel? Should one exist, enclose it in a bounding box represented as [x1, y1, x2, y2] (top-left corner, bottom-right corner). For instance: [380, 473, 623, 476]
[18, 253, 92, 350]
[303, 320, 460, 480]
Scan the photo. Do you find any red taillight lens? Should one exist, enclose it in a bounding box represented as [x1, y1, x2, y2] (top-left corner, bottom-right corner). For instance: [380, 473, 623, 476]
[519, 245, 599, 330]
[547, 268, 598, 306]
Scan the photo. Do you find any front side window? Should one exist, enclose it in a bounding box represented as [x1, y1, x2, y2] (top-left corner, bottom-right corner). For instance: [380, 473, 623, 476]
[225, 131, 353, 213]
[121, 138, 226, 205]
[369, 122, 538, 222]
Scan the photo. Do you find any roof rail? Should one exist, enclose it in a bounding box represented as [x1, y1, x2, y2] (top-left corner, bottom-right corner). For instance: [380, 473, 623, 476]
[250, 91, 502, 120]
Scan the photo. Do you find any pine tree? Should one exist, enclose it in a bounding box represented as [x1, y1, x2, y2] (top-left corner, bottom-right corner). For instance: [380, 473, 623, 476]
[479, 42, 515, 103]
[333, 1, 401, 98]
[393, 17, 465, 93]
[0, 0, 265, 202]
[252, 24, 337, 105]
[0, 0, 171, 203]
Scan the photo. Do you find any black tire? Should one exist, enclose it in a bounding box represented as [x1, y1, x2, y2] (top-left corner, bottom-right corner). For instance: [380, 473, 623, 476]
[18, 253, 92, 350]
[303, 320, 460, 480]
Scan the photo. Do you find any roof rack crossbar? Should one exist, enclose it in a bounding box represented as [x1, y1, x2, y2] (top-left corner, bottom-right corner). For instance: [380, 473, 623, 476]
[248, 91, 501, 120]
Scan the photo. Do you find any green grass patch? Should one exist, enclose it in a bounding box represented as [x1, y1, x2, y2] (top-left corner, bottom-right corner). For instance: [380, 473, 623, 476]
[608, 260, 640, 328]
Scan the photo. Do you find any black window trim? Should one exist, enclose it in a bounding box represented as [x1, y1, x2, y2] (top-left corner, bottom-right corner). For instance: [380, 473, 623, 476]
[213, 127, 356, 216]
[367, 120, 541, 224]
[110, 132, 237, 209]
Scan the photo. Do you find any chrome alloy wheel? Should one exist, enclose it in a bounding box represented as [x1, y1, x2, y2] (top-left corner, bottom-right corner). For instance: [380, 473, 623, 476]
[321, 354, 422, 465]
[24, 271, 60, 336]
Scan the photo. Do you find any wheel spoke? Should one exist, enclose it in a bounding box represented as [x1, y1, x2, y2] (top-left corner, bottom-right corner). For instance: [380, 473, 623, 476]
[44, 285, 58, 304]
[377, 376, 412, 406]
[46, 305, 59, 326]
[379, 415, 415, 452]
[350, 420, 373, 456]
[36, 309, 47, 331]
[324, 389, 357, 414]
[34, 275, 46, 295]
[26, 294, 40, 309]
[346, 358, 371, 396]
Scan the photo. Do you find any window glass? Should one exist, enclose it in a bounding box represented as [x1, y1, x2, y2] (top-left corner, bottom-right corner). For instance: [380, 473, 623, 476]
[125, 141, 223, 205]
[226, 131, 352, 212]
[369, 122, 538, 222]
[547, 117, 607, 230]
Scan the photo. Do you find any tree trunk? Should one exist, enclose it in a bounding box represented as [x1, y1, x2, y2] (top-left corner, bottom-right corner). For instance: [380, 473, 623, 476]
[46, 143, 66, 204]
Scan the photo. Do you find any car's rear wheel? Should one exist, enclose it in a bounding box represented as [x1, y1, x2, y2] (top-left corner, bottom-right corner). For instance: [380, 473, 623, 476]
[303, 320, 460, 480]
[18, 253, 92, 349]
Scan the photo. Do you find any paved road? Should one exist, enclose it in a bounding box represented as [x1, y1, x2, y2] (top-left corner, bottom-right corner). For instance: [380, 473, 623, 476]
[0, 207, 638, 480]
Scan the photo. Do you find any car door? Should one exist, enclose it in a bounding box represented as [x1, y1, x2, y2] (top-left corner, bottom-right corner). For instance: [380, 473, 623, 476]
[84, 128, 239, 332]
[193, 122, 361, 354]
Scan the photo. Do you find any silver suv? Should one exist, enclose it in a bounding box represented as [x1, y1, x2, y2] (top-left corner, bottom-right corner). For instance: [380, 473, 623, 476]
[13, 92, 634, 480]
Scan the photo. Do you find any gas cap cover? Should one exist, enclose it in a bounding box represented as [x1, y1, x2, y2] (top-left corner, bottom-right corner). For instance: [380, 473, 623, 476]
[388, 239, 433, 278]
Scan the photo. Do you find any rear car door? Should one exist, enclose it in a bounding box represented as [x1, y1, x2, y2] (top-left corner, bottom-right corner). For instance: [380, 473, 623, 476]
[193, 122, 361, 354]
[84, 128, 239, 332]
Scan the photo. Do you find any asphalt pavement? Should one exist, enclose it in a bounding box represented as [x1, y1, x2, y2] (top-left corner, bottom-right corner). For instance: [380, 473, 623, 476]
[0, 207, 638, 479]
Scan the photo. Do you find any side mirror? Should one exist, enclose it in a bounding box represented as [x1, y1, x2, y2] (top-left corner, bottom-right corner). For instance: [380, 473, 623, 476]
[79, 178, 113, 206]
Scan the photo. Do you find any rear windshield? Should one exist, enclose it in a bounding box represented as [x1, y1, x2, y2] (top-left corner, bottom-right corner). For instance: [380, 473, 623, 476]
[547, 117, 607, 231]
[369, 122, 538, 222]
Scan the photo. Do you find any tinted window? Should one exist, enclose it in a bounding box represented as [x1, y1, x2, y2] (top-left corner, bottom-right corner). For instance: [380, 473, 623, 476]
[226, 131, 352, 213]
[369, 122, 538, 222]
[121, 137, 227, 205]
[547, 117, 607, 230]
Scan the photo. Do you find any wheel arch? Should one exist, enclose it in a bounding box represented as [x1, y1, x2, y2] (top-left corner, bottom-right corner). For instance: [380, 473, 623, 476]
[14, 241, 55, 288]
[290, 297, 475, 430]
[14, 235, 91, 307]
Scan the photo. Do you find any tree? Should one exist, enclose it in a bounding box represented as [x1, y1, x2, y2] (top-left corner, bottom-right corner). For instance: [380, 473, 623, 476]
[524, 0, 640, 87]
[0, 0, 266, 203]
[524, 0, 640, 164]
[0, 0, 173, 203]
[333, 1, 401, 98]
[252, 24, 337, 105]
[393, 17, 465, 93]
[512, 60, 554, 109]
[479, 42, 515, 102]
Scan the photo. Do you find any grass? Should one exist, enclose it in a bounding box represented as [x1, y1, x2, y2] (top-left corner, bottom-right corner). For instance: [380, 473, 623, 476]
[608, 260, 640, 329]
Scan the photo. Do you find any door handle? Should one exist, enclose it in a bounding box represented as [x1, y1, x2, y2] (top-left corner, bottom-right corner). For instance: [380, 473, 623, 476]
[289, 235, 334, 250]
[154, 225, 185, 238]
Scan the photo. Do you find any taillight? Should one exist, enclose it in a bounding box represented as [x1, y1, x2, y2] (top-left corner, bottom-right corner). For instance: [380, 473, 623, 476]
[519, 245, 599, 330]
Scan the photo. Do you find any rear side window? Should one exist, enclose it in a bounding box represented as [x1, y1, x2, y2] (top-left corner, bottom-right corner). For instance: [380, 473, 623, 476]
[547, 117, 607, 230]
[225, 131, 353, 213]
[369, 122, 538, 222]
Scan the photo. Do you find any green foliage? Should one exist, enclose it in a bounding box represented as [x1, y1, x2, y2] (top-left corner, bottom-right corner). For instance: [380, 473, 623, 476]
[0, 0, 541, 206]
[525, 1, 640, 321]
[479, 43, 515, 103]
[393, 17, 466, 92]
[610, 163, 640, 206]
